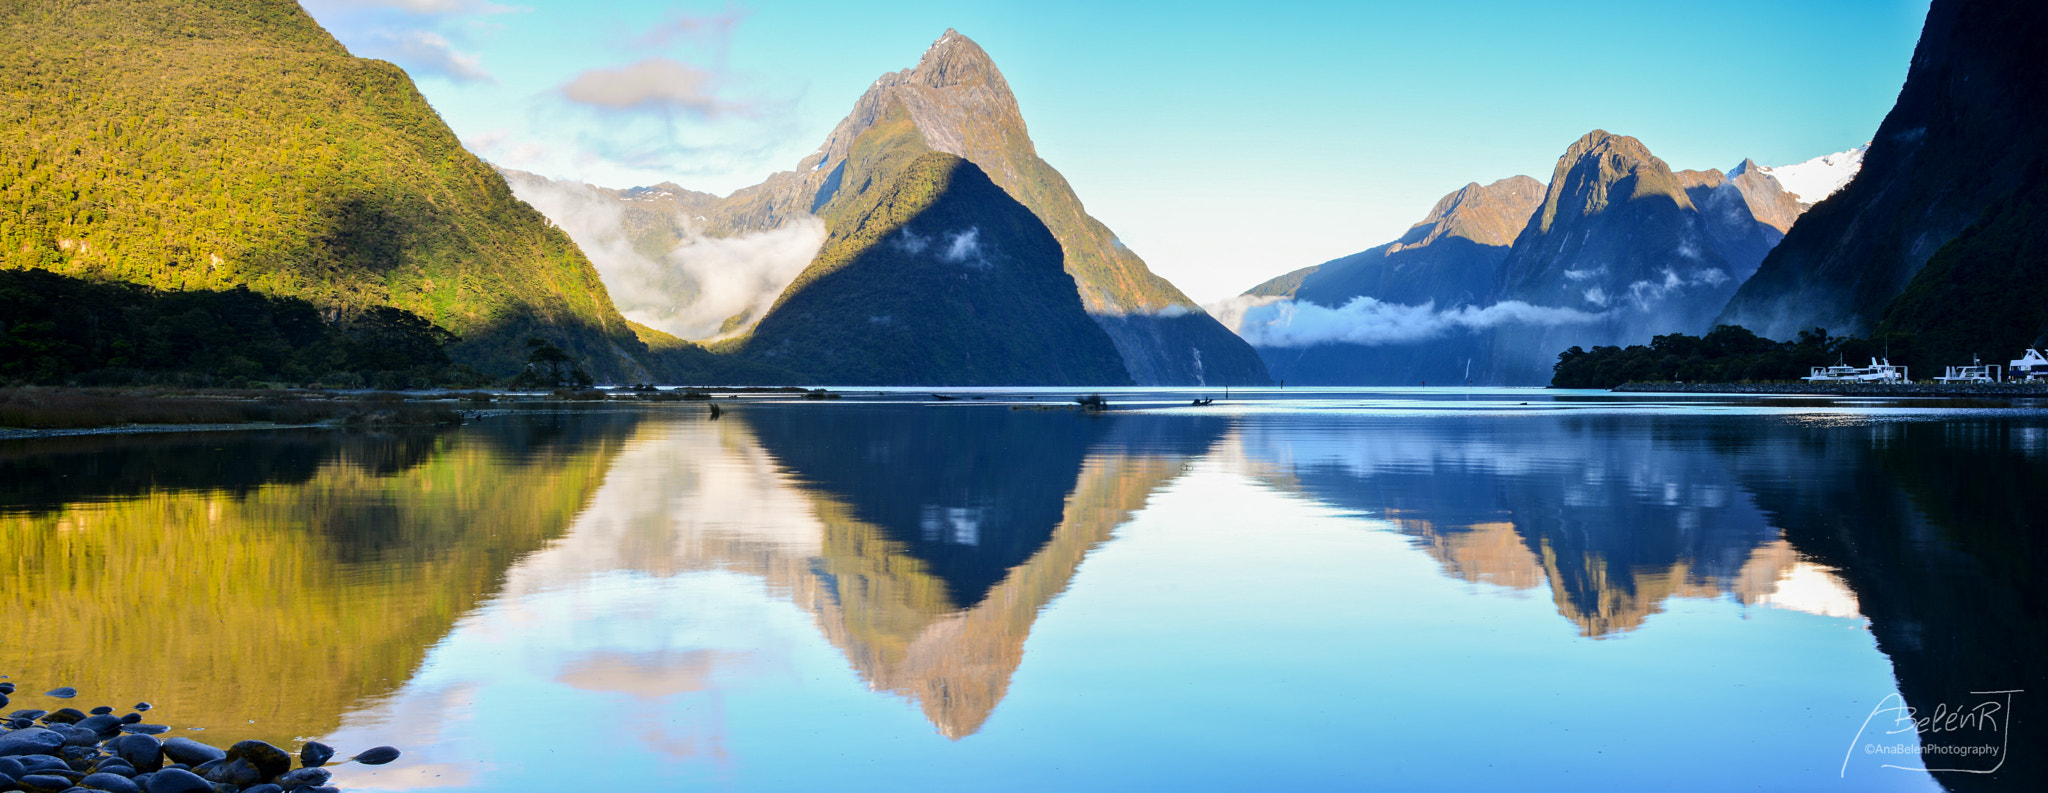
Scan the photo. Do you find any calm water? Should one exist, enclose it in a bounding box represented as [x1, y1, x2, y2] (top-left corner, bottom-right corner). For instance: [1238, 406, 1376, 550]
[3, 389, 2043, 791]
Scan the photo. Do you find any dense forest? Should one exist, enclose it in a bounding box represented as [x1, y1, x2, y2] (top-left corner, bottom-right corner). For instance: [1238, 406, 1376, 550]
[1550, 325, 1906, 388]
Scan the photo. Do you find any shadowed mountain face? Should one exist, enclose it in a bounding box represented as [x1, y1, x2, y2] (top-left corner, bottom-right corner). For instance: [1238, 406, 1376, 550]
[0, 0, 653, 378]
[1719, 0, 2048, 341]
[732, 154, 1131, 385]
[1247, 177, 1543, 385]
[1485, 131, 1783, 382]
[675, 30, 1269, 386]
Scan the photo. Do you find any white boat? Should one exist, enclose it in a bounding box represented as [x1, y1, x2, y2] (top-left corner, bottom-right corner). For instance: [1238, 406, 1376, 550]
[2010, 349, 2048, 381]
[1802, 358, 1910, 383]
[1933, 356, 2001, 384]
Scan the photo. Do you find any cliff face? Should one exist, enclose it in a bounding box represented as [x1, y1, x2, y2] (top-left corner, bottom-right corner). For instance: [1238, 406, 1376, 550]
[0, 0, 654, 378]
[1718, 0, 2048, 340]
[732, 153, 1131, 386]
[684, 30, 1270, 385]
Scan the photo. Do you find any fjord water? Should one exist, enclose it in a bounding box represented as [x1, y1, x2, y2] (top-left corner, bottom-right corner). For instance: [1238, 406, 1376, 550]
[4, 392, 2042, 791]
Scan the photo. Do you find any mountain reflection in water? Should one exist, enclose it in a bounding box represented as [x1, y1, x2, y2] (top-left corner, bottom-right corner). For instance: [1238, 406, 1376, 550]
[4, 396, 2041, 791]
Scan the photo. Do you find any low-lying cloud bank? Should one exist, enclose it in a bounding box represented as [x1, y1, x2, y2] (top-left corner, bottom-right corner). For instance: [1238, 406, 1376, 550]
[506, 175, 824, 341]
[1205, 295, 1605, 348]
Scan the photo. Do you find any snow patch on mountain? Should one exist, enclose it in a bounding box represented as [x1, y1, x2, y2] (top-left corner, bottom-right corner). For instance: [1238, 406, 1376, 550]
[1757, 144, 1868, 204]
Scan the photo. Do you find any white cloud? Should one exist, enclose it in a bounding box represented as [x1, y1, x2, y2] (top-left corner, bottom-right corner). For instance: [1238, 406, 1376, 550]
[940, 227, 986, 266]
[381, 29, 492, 82]
[503, 175, 825, 341]
[560, 58, 734, 117]
[1215, 295, 1604, 348]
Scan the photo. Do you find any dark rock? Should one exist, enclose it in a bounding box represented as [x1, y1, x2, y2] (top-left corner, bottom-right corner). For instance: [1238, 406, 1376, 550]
[130, 705, 148, 713]
[225, 741, 289, 781]
[55, 725, 102, 748]
[157, 740, 221, 768]
[29, 767, 83, 783]
[41, 709, 87, 725]
[0, 755, 23, 775]
[87, 708, 112, 717]
[92, 758, 137, 777]
[9, 718, 34, 729]
[351, 746, 400, 766]
[17, 773, 74, 793]
[274, 767, 329, 788]
[11, 710, 50, 722]
[59, 744, 99, 765]
[295, 742, 332, 769]
[130, 772, 153, 788]
[16, 756, 66, 773]
[117, 726, 167, 736]
[141, 768, 210, 793]
[81, 772, 143, 793]
[0, 771, 11, 791]
[118, 715, 140, 725]
[44, 689, 77, 700]
[186, 761, 217, 778]
[200, 758, 259, 788]
[106, 736, 162, 773]
[242, 785, 282, 793]
[75, 715, 123, 736]
[0, 728, 64, 757]
[0, 683, 15, 694]
[1, 692, 9, 708]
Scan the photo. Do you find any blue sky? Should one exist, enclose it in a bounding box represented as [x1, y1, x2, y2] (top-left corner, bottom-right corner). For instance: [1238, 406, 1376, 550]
[301, 0, 1930, 303]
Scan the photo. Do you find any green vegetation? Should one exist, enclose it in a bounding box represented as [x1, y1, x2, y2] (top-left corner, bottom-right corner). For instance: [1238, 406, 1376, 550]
[732, 154, 1132, 385]
[1550, 325, 1893, 388]
[1876, 177, 2048, 369]
[1, 268, 473, 388]
[0, 386, 457, 429]
[0, 0, 644, 377]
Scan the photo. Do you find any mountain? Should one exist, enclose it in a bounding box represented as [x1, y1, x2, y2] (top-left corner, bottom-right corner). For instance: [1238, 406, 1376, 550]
[0, 0, 661, 379]
[1244, 176, 1543, 384]
[667, 30, 1268, 386]
[1238, 131, 1801, 385]
[728, 153, 1131, 385]
[1718, 0, 2048, 342]
[1752, 145, 1867, 205]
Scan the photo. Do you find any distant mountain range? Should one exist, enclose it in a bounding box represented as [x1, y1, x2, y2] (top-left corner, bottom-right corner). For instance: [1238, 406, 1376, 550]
[512, 30, 1270, 386]
[1242, 131, 1824, 384]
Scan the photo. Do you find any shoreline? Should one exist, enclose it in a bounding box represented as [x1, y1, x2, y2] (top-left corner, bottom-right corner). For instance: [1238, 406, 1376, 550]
[1611, 381, 2048, 397]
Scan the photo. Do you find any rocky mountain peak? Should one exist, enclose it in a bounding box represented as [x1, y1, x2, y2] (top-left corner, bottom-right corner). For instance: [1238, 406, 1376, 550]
[1536, 129, 1690, 234]
[1393, 175, 1545, 251]
[910, 29, 1009, 93]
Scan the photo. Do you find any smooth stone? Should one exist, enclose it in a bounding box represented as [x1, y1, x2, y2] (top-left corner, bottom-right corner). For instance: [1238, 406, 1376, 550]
[0, 683, 15, 694]
[11, 710, 50, 722]
[0, 770, 11, 790]
[19, 755, 70, 772]
[351, 746, 400, 766]
[106, 735, 163, 772]
[0, 756, 23, 775]
[18, 774, 74, 793]
[185, 760, 218, 778]
[0, 728, 64, 757]
[9, 718, 33, 729]
[0, 692, 9, 708]
[225, 741, 290, 781]
[75, 716, 123, 736]
[157, 740, 221, 768]
[295, 742, 333, 769]
[200, 758, 259, 788]
[56, 726, 102, 748]
[242, 785, 282, 793]
[92, 759, 137, 777]
[41, 709, 87, 725]
[273, 767, 330, 788]
[118, 715, 140, 726]
[80, 773, 142, 793]
[117, 726, 167, 736]
[130, 705, 149, 713]
[141, 768, 210, 793]
[44, 689, 77, 700]
[87, 708, 112, 717]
